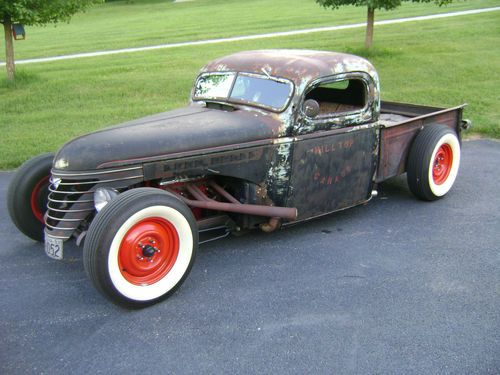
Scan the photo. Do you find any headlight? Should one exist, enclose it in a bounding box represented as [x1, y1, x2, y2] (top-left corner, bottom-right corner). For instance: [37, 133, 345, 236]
[54, 158, 69, 169]
[94, 187, 119, 212]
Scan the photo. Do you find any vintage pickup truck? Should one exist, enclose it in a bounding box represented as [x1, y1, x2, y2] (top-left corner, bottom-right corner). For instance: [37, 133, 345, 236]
[8, 50, 470, 307]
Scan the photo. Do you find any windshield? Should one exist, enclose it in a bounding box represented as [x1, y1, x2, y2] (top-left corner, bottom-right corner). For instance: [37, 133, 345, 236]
[193, 72, 293, 111]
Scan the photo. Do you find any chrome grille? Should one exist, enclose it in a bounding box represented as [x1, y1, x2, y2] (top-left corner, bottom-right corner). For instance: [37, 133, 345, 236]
[45, 166, 144, 240]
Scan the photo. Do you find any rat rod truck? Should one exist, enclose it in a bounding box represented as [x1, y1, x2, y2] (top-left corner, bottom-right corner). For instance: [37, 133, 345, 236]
[8, 50, 470, 307]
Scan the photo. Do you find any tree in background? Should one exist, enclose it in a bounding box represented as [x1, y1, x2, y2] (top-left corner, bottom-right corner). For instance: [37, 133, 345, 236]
[315, 0, 452, 49]
[1, 0, 102, 81]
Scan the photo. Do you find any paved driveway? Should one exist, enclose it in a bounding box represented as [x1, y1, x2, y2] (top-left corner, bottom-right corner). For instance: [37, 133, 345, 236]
[0, 140, 498, 374]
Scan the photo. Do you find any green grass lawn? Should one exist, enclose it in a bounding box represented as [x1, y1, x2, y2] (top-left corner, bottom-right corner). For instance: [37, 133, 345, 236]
[0, 0, 499, 169]
[2, 0, 498, 60]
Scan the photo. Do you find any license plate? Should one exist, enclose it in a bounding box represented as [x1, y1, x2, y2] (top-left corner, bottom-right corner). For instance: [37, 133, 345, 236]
[45, 234, 63, 260]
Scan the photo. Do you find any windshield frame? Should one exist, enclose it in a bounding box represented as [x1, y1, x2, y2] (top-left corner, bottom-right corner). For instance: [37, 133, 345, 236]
[192, 71, 295, 113]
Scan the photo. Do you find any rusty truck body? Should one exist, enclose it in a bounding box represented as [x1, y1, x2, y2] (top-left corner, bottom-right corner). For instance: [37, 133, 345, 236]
[8, 50, 470, 306]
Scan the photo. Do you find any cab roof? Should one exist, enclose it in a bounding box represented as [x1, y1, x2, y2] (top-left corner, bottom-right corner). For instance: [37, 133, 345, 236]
[200, 49, 379, 89]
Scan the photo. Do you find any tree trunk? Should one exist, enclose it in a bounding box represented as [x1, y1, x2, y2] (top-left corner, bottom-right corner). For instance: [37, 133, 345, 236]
[3, 14, 15, 81]
[365, 6, 375, 50]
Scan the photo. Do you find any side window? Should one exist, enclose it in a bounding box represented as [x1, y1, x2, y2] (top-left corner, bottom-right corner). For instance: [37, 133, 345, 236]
[305, 78, 367, 118]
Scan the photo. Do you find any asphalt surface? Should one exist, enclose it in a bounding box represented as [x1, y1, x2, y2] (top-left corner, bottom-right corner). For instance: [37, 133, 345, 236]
[0, 140, 498, 375]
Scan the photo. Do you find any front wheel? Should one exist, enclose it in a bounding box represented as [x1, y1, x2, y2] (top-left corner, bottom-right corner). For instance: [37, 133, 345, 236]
[407, 125, 461, 201]
[83, 188, 198, 307]
[7, 153, 54, 241]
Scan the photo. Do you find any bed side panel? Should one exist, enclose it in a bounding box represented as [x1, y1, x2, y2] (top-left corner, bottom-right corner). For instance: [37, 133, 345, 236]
[376, 108, 462, 182]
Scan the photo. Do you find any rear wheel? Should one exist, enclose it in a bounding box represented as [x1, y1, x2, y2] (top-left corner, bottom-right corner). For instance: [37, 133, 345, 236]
[83, 188, 198, 307]
[407, 125, 460, 201]
[7, 153, 54, 241]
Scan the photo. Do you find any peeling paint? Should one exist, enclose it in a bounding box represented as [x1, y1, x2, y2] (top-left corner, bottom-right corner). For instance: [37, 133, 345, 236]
[265, 141, 293, 206]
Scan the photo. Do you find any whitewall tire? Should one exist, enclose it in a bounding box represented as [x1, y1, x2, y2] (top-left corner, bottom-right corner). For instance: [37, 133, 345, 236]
[83, 188, 198, 307]
[407, 125, 461, 201]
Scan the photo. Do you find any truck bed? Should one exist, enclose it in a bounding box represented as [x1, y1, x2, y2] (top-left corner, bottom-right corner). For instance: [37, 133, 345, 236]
[376, 101, 466, 182]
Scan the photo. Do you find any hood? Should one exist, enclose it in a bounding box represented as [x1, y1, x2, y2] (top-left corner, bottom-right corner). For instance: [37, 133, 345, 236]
[53, 105, 281, 171]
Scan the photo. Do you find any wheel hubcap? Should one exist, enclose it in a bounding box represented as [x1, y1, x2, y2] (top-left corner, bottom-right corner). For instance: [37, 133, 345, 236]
[142, 244, 157, 258]
[432, 144, 453, 185]
[119, 217, 179, 286]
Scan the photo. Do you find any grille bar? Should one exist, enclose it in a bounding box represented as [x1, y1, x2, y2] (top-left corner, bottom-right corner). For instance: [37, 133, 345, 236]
[48, 198, 94, 204]
[48, 186, 95, 195]
[46, 204, 94, 213]
[46, 214, 88, 222]
[45, 223, 78, 231]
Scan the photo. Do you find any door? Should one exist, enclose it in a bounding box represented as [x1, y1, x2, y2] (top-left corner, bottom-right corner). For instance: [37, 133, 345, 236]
[287, 74, 379, 220]
[287, 127, 377, 220]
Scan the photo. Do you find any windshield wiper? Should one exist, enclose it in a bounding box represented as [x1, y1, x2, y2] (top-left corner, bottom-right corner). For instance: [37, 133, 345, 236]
[260, 67, 285, 84]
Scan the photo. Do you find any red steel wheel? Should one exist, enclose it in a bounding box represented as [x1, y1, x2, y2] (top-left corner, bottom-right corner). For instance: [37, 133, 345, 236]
[432, 143, 453, 185]
[118, 217, 180, 286]
[30, 175, 50, 223]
